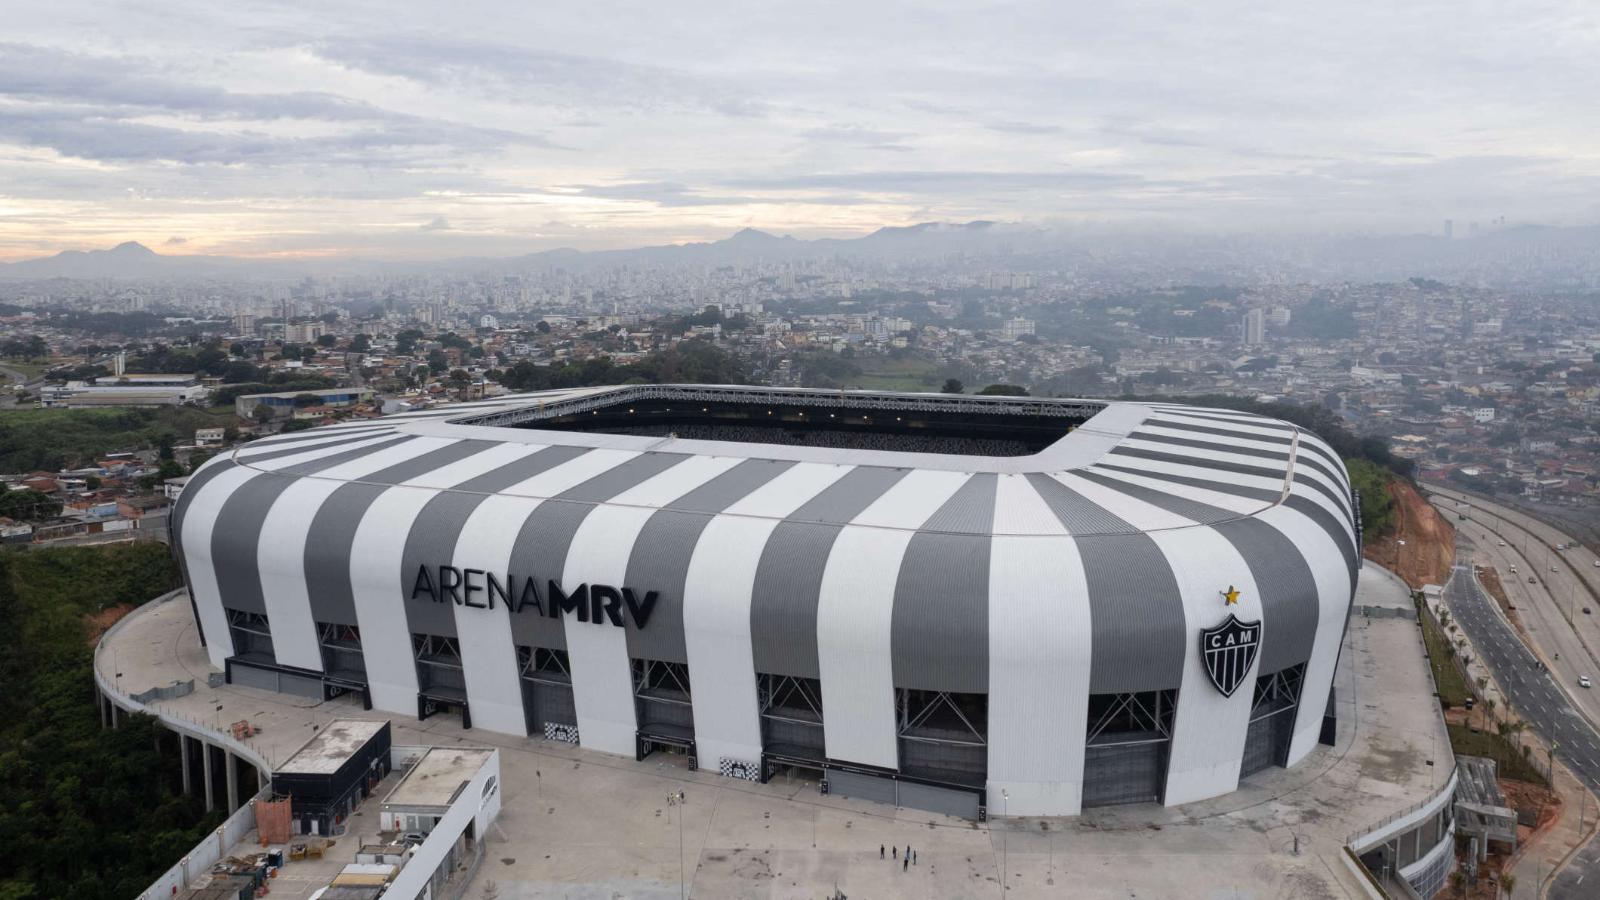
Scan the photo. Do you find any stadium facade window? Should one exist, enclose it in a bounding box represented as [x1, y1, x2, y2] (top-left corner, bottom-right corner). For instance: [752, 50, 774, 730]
[1082, 689, 1176, 808]
[896, 688, 988, 787]
[632, 658, 695, 747]
[759, 673, 826, 766]
[517, 645, 576, 734]
[1241, 663, 1305, 777]
[411, 634, 466, 700]
[317, 622, 366, 681]
[226, 609, 273, 662]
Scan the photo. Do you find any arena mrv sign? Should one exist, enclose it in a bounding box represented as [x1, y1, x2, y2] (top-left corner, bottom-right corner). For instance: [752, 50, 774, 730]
[410, 563, 659, 628]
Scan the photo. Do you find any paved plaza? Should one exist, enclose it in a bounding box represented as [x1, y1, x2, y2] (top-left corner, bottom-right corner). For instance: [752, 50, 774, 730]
[102, 565, 1444, 898]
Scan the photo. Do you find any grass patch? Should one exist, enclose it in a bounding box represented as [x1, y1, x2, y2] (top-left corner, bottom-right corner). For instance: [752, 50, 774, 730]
[1447, 724, 1549, 786]
[846, 357, 943, 392]
[1418, 602, 1471, 707]
[1, 360, 51, 380]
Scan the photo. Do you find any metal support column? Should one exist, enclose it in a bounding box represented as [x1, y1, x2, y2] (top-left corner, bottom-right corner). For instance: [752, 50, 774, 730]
[202, 742, 216, 813]
[180, 733, 192, 795]
[226, 751, 239, 813]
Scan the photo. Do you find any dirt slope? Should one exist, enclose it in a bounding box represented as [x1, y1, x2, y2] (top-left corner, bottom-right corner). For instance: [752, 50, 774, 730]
[1363, 478, 1456, 589]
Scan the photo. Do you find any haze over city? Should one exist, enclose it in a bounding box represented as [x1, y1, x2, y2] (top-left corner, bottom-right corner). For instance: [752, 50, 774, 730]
[4, 0, 1600, 263]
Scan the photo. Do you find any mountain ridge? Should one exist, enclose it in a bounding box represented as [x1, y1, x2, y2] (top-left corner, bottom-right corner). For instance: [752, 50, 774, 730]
[0, 221, 1006, 280]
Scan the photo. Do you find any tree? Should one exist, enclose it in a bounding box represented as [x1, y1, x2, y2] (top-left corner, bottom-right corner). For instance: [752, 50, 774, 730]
[0, 544, 217, 899]
[941, 378, 964, 394]
[394, 329, 424, 355]
[315, 334, 337, 348]
[350, 334, 372, 353]
[221, 360, 260, 384]
[250, 405, 276, 425]
[978, 383, 1029, 396]
[0, 488, 62, 521]
[83, 475, 101, 490]
[449, 368, 472, 400]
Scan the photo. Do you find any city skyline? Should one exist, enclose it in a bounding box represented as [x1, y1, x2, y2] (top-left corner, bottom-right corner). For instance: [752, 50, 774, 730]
[3, 0, 1599, 262]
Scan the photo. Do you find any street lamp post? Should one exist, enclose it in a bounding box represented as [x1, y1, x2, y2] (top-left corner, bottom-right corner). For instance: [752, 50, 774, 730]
[1000, 788, 1008, 896]
[666, 790, 686, 900]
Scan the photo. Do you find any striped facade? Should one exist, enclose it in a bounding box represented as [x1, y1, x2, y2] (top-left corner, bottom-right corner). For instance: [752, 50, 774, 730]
[173, 387, 1358, 818]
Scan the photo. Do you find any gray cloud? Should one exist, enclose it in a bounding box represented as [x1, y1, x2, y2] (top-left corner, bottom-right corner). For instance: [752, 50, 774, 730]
[0, 107, 539, 166]
[0, 0, 1596, 258]
[0, 42, 554, 166]
[310, 36, 769, 118]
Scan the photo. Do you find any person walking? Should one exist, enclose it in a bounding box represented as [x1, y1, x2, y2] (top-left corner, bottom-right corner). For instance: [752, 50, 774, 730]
[913, 850, 918, 866]
[903, 855, 909, 872]
[892, 846, 898, 860]
[880, 844, 885, 859]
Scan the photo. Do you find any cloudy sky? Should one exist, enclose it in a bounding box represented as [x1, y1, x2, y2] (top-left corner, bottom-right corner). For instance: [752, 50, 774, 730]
[2, 0, 1598, 261]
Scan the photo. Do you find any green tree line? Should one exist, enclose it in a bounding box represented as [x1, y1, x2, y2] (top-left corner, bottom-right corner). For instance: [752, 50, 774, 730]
[0, 543, 221, 900]
[0, 407, 233, 472]
[497, 339, 746, 392]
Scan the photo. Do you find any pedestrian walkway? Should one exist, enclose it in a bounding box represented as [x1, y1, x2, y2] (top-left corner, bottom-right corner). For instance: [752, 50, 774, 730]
[102, 566, 1449, 899]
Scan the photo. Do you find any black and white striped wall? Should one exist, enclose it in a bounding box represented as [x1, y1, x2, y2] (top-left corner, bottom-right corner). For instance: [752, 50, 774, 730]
[173, 389, 1358, 817]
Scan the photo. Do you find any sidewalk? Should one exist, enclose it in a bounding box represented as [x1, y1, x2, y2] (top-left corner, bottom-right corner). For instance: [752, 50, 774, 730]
[1512, 762, 1598, 899]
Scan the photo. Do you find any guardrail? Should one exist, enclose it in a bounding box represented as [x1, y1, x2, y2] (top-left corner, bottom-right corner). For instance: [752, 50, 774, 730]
[1346, 768, 1459, 853]
[1345, 571, 1459, 852]
[93, 588, 273, 773]
[97, 590, 288, 899]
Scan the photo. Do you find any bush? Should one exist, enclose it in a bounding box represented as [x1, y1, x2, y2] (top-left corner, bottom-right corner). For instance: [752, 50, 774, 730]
[1346, 458, 1396, 537]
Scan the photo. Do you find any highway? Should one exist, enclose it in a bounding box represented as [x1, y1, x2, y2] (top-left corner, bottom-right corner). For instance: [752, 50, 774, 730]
[1421, 486, 1600, 896]
[1442, 538, 1600, 899]
[1428, 484, 1600, 664]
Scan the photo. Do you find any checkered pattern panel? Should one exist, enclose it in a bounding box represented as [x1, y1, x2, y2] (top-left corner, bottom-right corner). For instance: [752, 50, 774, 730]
[718, 757, 760, 782]
[543, 722, 579, 744]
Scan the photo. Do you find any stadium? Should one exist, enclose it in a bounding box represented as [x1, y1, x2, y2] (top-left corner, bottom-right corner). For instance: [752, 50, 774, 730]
[172, 384, 1359, 819]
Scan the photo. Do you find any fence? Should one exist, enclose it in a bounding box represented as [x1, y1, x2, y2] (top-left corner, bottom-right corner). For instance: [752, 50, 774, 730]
[130, 678, 194, 705]
[138, 787, 271, 900]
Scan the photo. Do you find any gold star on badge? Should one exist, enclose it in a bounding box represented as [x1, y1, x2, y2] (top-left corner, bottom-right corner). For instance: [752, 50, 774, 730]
[1222, 586, 1240, 606]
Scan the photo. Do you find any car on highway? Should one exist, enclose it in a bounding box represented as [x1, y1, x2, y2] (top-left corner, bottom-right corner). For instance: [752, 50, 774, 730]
[1593, 560, 1599, 568]
[1529, 576, 1537, 583]
[1584, 607, 1592, 615]
[1552, 566, 1559, 572]
[1581, 676, 1593, 689]
[1500, 540, 1508, 547]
